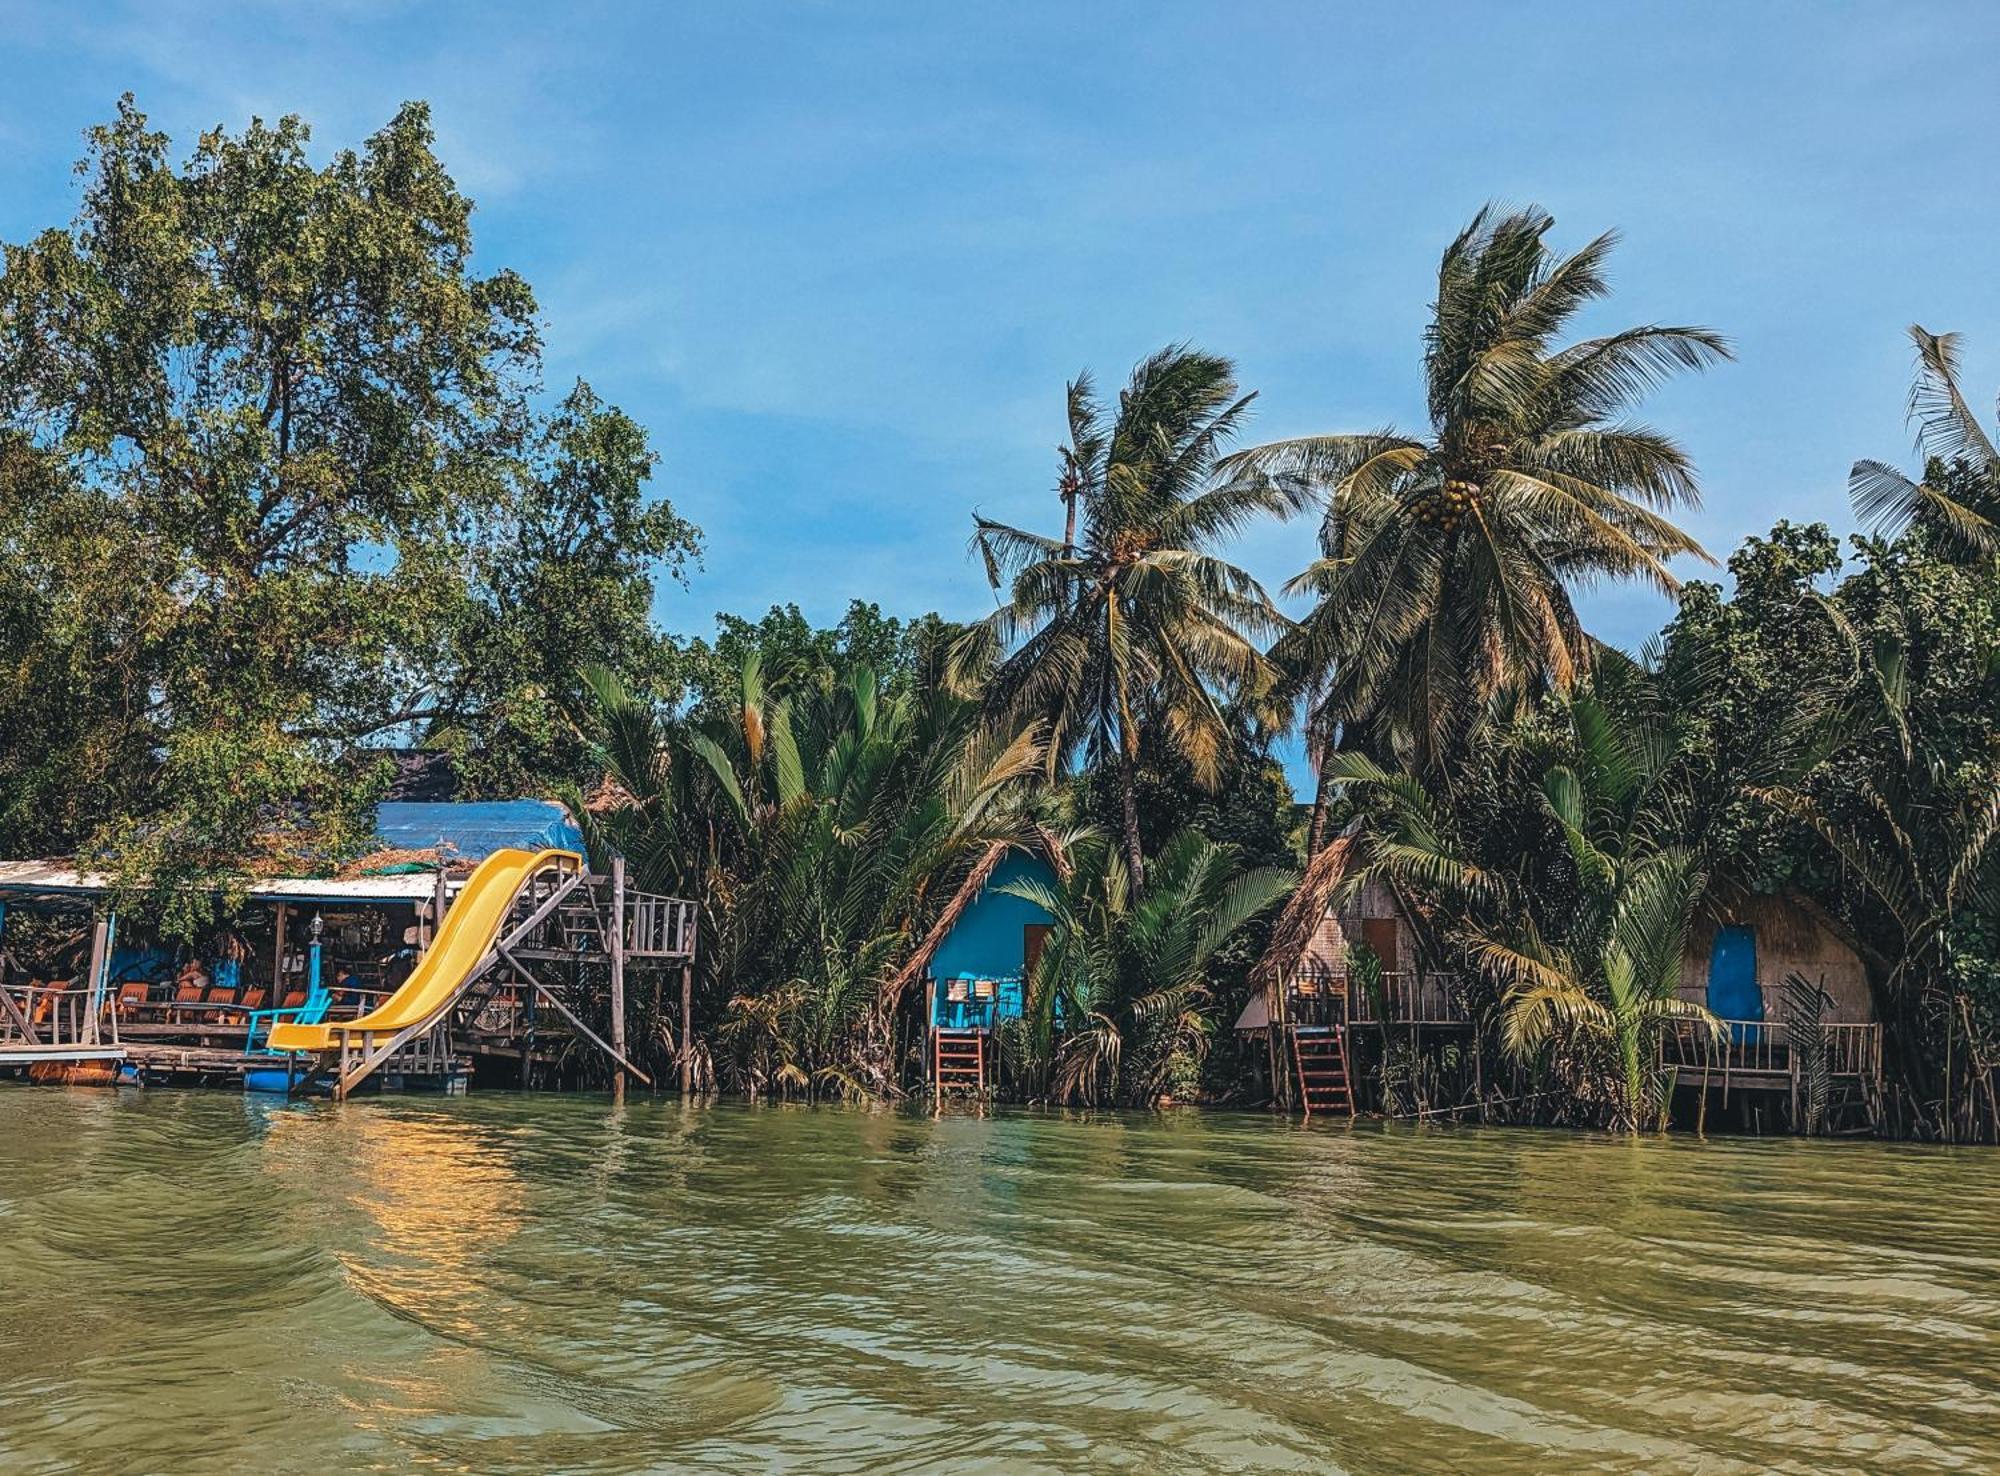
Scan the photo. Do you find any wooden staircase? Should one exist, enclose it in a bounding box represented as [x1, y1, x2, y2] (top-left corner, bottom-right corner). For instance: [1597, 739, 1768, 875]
[932, 1028, 986, 1094]
[1290, 1025, 1354, 1119]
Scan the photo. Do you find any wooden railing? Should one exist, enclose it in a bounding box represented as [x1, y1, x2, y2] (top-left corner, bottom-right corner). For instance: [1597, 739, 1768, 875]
[1351, 970, 1469, 1026]
[0, 980, 115, 1051]
[623, 891, 697, 959]
[1660, 1015, 1883, 1087]
[1283, 966, 1470, 1028]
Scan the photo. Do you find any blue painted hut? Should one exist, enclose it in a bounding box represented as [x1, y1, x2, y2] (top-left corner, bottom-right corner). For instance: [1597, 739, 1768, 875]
[925, 852, 1058, 1035]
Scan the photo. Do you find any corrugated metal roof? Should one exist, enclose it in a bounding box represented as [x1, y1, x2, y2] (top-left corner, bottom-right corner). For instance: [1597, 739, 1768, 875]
[0, 861, 433, 904]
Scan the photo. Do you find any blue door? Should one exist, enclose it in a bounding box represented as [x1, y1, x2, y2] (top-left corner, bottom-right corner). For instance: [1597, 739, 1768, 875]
[1707, 925, 1761, 1040]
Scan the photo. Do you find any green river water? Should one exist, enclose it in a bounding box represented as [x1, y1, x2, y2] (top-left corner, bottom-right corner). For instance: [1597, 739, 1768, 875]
[1, 1089, 1996, 1474]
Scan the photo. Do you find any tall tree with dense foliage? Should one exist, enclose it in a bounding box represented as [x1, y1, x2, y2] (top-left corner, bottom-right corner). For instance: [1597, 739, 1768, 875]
[951, 346, 1292, 884]
[1235, 205, 1728, 843]
[0, 97, 694, 916]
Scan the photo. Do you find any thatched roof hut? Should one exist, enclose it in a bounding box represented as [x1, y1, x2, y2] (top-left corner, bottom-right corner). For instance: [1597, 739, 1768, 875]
[1680, 890, 1873, 1024]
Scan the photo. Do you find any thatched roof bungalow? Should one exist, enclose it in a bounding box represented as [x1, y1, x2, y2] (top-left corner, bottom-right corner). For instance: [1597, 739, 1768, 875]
[1680, 890, 1873, 1026]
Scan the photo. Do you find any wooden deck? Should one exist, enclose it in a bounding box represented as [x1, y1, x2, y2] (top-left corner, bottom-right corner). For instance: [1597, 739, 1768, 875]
[1660, 1016, 1883, 1131]
[1284, 967, 1471, 1029]
[0, 865, 698, 1097]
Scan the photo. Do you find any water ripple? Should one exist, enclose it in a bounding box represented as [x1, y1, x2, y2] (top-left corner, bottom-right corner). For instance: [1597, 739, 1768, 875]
[1, 1090, 1996, 1473]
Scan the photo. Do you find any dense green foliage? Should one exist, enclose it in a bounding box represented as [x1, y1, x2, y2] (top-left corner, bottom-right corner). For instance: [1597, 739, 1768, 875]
[4, 100, 1996, 1133]
[0, 98, 694, 926]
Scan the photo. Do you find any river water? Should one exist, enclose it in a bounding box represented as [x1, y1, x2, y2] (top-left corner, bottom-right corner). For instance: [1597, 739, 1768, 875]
[1, 1090, 1996, 1474]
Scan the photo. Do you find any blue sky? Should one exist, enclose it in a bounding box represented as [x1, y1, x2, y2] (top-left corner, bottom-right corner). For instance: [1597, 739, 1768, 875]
[5, 2, 1998, 783]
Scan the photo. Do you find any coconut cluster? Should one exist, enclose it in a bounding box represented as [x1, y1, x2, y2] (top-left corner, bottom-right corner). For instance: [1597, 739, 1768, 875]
[1413, 478, 1481, 533]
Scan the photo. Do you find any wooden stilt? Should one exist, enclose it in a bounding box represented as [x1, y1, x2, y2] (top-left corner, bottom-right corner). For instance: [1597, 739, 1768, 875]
[272, 902, 289, 1007]
[679, 961, 693, 1097]
[429, 868, 447, 951]
[610, 856, 627, 1102]
[499, 947, 652, 1086]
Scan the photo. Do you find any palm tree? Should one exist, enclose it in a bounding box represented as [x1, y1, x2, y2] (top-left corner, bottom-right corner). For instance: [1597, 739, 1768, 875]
[578, 655, 1045, 1097]
[1000, 828, 1294, 1105]
[1756, 623, 2000, 1135]
[1231, 204, 1729, 836]
[951, 346, 1293, 886]
[1329, 654, 1723, 1130]
[1849, 326, 2000, 560]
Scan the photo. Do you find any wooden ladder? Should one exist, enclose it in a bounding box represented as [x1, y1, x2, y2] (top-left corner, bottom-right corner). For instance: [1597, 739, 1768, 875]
[933, 1028, 986, 1094]
[1291, 1025, 1354, 1119]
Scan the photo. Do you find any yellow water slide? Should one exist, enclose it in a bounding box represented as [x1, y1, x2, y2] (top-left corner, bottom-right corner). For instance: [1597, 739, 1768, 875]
[267, 847, 579, 1053]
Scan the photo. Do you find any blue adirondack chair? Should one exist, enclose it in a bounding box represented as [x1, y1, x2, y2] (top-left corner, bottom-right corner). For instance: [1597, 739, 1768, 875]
[244, 980, 332, 1054]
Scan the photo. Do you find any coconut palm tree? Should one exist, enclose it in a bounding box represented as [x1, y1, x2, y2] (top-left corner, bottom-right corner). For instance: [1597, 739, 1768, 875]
[1231, 205, 1729, 833]
[1849, 326, 2000, 560]
[1000, 828, 1294, 1105]
[951, 346, 1293, 886]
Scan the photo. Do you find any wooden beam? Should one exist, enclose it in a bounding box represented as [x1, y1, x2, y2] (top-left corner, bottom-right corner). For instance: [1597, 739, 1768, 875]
[680, 961, 692, 1096]
[499, 945, 653, 1088]
[0, 978, 41, 1045]
[273, 901, 289, 1002]
[610, 855, 627, 1102]
[82, 910, 110, 1046]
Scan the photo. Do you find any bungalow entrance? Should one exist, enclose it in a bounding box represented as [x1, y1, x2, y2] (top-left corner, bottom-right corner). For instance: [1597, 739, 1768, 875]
[919, 851, 1057, 1093]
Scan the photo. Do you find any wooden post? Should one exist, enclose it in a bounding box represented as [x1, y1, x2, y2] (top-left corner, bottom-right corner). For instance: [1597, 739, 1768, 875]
[609, 856, 627, 1103]
[679, 961, 693, 1097]
[428, 867, 447, 952]
[273, 902, 289, 1004]
[82, 909, 110, 1046]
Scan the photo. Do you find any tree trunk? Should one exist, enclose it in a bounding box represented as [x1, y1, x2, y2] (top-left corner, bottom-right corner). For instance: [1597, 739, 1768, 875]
[1119, 748, 1145, 889]
[1306, 751, 1336, 857]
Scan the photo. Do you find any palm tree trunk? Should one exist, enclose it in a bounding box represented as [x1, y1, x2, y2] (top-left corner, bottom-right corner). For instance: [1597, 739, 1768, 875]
[1118, 748, 1145, 889]
[1306, 751, 1336, 856]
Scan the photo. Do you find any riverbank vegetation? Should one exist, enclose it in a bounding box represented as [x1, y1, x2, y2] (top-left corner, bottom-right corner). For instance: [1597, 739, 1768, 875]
[3, 100, 1996, 1137]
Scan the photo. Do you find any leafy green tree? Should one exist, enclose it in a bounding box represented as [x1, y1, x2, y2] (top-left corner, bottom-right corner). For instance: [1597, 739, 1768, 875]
[1652, 521, 1849, 888]
[1234, 204, 1728, 838]
[432, 382, 699, 794]
[0, 97, 693, 920]
[680, 601, 954, 727]
[952, 346, 1292, 885]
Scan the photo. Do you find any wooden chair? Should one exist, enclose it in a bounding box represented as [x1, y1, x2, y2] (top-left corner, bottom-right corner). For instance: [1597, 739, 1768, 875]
[30, 979, 71, 1025]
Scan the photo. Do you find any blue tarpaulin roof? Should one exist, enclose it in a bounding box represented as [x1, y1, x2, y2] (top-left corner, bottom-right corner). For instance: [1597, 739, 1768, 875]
[373, 801, 584, 861]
